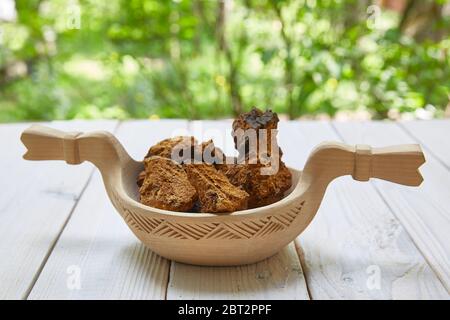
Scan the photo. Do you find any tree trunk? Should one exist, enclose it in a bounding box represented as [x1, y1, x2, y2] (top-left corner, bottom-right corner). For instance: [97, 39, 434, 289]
[216, 0, 243, 116]
[398, 0, 447, 42]
[272, 2, 295, 119]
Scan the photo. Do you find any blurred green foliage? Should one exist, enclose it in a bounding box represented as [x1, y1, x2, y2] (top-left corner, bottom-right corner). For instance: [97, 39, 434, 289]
[0, 0, 449, 122]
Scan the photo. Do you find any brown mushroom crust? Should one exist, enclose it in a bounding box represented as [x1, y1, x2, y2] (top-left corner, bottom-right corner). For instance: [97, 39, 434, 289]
[219, 159, 292, 208]
[232, 107, 282, 158]
[139, 156, 197, 212]
[185, 163, 249, 213]
[145, 136, 197, 162]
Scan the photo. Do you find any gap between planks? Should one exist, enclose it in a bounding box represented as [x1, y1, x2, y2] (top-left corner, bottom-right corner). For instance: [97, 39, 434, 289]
[27, 120, 186, 299]
[286, 120, 447, 299]
[0, 120, 118, 299]
[328, 121, 430, 271]
[397, 121, 450, 172]
[389, 121, 449, 292]
[330, 121, 449, 294]
[23, 121, 123, 299]
[25, 119, 448, 299]
[165, 120, 311, 300]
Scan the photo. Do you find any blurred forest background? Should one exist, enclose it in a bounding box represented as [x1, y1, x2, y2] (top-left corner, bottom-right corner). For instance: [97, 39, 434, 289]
[0, 0, 449, 122]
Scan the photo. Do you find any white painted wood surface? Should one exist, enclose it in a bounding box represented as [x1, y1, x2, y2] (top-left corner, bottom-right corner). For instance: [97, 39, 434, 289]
[168, 243, 309, 300]
[333, 121, 450, 294]
[28, 120, 186, 299]
[0, 119, 448, 299]
[400, 120, 450, 169]
[28, 170, 170, 299]
[166, 120, 310, 300]
[280, 121, 448, 299]
[0, 120, 117, 300]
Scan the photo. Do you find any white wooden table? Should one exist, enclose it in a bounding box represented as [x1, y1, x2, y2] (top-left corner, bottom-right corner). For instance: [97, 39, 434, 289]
[0, 119, 449, 300]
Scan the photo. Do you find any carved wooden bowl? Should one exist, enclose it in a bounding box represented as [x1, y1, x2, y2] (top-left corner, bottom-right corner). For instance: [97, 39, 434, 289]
[21, 125, 425, 266]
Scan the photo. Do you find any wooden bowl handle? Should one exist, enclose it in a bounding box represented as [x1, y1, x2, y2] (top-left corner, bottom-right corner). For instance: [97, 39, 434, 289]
[20, 125, 132, 170]
[21, 125, 84, 164]
[302, 142, 425, 189]
[355, 144, 425, 186]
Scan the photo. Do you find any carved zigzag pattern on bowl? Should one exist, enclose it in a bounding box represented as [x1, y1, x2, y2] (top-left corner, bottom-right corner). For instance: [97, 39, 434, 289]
[126, 201, 305, 240]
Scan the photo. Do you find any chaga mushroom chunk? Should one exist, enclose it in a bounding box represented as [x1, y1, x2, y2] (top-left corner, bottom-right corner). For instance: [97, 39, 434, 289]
[195, 139, 226, 165]
[228, 107, 291, 207]
[145, 136, 227, 165]
[145, 136, 197, 162]
[185, 163, 249, 213]
[219, 159, 292, 209]
[232, 107, 282, 158]
[136, 170, 146, 187]
[233, 107, 279, 131]
[139, 156, 197, 212]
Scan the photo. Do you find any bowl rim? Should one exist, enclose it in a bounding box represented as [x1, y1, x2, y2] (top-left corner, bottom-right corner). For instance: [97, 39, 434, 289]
[124, 167, 302, 218]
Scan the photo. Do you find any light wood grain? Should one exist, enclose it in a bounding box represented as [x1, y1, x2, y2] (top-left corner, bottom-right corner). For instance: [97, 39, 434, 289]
[400, 120, 450, 169]
[167, 120, 309, 299]
[333, 121, 450, 294]
[280, 121, 448, 299]
[0, 120, 117, 300]
[28, 120, 186, 299]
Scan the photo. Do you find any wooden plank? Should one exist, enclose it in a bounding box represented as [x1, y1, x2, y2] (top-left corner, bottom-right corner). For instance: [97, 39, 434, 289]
[400, 120, 450, 169]
[28, 170, 170, 299]
[280, 121, 448, 299]
[28, 120, 186, 299]
[168, 243, 308, 300]
[333, 121, 450, 294]
[166, 120, 310, 300]
[0, 120, 117, 300]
